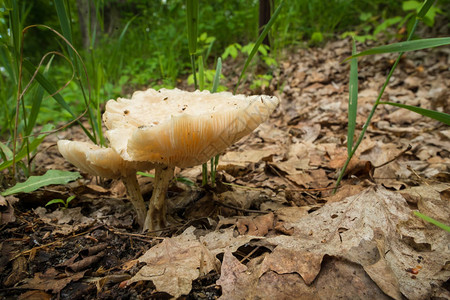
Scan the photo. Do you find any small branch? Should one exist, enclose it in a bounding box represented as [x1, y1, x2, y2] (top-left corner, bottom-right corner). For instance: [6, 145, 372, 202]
[374, 145, 412, 169]
[212, 199, 267, 214]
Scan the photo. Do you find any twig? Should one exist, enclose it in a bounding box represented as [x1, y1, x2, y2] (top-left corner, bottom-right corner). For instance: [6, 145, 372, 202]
[13, 224, 104, 259]
[106, 227, 165, 240]
[239, 246, 261, 263]
[212, 199, 267, 214]
[374, 145, 412, 169]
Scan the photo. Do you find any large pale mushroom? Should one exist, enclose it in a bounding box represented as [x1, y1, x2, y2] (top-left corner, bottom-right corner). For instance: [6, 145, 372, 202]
[57, 140, 153, 227]
[103, 88, 279, 231]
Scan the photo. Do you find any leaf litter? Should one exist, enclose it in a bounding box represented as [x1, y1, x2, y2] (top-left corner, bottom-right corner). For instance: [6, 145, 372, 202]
[1, 37, 449, 299]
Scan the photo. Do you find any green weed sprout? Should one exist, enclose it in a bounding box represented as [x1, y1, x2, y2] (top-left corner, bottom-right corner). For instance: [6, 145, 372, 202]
[414, 211, 450, 233]
[45, 195, 75, 209]
[2, 0, 104, 179]
[185, 0, 285, 187]
[335, 0, 450, 192]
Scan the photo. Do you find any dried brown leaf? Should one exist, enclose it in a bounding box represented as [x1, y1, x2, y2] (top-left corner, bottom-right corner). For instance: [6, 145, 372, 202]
[128, 227, 219, 298]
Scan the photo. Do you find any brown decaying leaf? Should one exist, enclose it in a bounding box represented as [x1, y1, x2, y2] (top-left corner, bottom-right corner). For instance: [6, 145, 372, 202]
[3, 256, 28, 287]
[236, 212, 274, 236]
[0, 195, 18, 225]
[18, 290, 52, 300]
[128, 227, 220, 298]
[34, 207, 95, 236]
[19, 268, 86, 293]
[263, 186, 449, 300]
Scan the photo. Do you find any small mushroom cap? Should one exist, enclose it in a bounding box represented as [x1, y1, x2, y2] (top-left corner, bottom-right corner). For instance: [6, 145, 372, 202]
[103, 88, 279, 168]
[57, 140, 153, 178]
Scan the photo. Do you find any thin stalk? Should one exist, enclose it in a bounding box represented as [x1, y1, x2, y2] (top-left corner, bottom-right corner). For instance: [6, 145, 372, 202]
[191, 54, 198, 89]
[334, 18, 420, 192]
[122, 174, 147, 228]
[144, 164, 174, 232]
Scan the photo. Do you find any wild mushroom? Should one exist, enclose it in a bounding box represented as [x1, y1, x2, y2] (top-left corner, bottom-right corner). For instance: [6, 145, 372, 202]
[57, 140, 153, 227]
[103, 88, 279, 232]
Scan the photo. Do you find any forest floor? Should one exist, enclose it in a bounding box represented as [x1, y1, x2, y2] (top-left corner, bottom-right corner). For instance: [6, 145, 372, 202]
[0, 38, 449, 300]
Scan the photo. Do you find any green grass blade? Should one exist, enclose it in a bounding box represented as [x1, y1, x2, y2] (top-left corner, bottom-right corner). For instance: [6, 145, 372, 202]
[379, 101, 450, 125]
[26, 55, 55, 136]
[10, 0, 20, 73]
[186, 0, 198, 89]
[45, 199, 66, 207]
[22, 59, 95, 142]
[0, 124, 53, 171]
[211, 57, 222, 93]
[22, 59, 74, 116]
[346, 37, 450, 61]
[414, 211, 450, 233]
[54, 0, 73, 48]
[1, 170, 81, 196]
[109, 15, 137, 78]
[198, 55, 204, 90]
[417, 0, 435, 19]
[347, 39, 358, 155]
[136, 172, 194, 186]
[234, 0, 285, 94]
[186, 0, 198, 55]
[209, 58, 223, 187]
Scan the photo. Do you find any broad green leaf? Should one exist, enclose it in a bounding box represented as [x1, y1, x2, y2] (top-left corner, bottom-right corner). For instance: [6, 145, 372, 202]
[379, 101, 450, 125]
[1, 170, 81, 196]
[346, 37, 450, 60]
[403, 1, 422, 12]
[234, 0, 285, 94]
[347, 39, 358, 155]
[414, 211, 450, 233]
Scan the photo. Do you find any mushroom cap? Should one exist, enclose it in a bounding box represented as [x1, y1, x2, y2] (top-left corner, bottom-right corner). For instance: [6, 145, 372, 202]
[57, 140, 154, 178]
[103, 88, 279, 168]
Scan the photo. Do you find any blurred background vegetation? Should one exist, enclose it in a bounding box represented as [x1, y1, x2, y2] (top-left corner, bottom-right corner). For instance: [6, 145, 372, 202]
[0, 0, 448, 139]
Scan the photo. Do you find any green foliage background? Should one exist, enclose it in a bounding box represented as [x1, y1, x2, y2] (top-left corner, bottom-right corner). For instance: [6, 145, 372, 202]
[0, 0, 447, 138]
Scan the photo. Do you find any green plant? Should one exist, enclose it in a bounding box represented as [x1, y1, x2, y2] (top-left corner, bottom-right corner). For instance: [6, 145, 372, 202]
[45, 195, 76, 209]
[185, 0, 284, 187]
[250, 74, 273, 91]
[414, 211, 450, 233]
[0, 0, 106, 181]
[136, 171, 195, 187]
[335, 0, 450, 192]
[341, 0, 442, 43]
[1, 169, 81, 196]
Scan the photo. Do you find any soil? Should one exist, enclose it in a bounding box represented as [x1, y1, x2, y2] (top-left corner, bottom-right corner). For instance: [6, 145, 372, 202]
[1, 34, 449, 300]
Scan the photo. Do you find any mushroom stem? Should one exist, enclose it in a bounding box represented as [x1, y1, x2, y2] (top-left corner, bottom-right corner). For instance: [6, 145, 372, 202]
[122, 174, 147, 228]
[143, 164, 175, 232]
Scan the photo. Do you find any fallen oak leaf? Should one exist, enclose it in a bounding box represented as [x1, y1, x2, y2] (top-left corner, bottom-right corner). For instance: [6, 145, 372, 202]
[260, 247, 323, 285]
[236, 212, 274, 236]
[19, 268, 86, 293]
[128, 227, 219, 298]
[216, 251, 260, 300]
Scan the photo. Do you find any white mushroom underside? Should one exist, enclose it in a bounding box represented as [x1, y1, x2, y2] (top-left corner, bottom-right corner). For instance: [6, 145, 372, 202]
[57, 140, 153, 178]
[103, 89, 279, 167]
